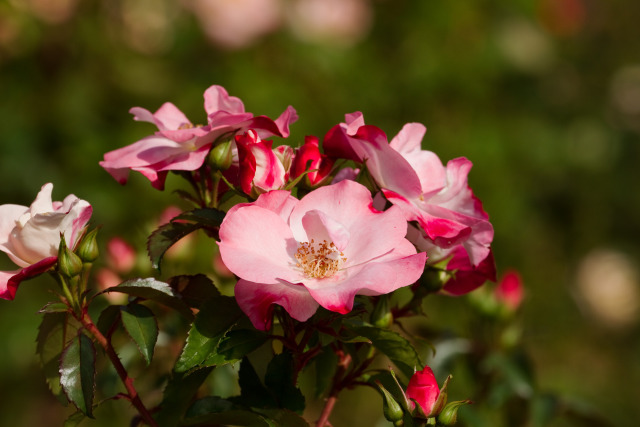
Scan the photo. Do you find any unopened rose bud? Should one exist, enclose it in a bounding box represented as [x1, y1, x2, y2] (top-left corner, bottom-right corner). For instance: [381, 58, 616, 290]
[377, 382, 404, 424]
[58, 236, 83, 278]
[209, 140, 233, 170]
[437, 400, 472, 426]
[76, 227, 99, 263]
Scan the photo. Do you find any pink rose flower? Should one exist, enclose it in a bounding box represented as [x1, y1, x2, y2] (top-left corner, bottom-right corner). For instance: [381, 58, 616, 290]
[290, 135, 335, 187]
[0, 183, 92, 300]
[235, 130, 292, 195]
[100, 85, 297, 189]
[495, 270, 524, 311]
[324, 113, 494, 290]
[218, 180, 427, 330]
[405, 366, 441, 416]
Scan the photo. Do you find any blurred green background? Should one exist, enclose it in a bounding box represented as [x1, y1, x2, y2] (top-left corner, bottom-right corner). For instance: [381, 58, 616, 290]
[1, 0, 639, 425]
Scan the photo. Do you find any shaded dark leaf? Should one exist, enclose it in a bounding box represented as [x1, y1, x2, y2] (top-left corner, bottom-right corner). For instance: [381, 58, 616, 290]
[36, 312, 75, 403]
[104, 278, 194, 321]
[60, 332, 96, 417]
[237, 357, 277, 409]
[265, 352, 305, 413]
[168, 274, 221, 309]
[175, 296, 243, 372]
[155, 368, 214, 427]
[148, 208, 225, 270]
[120, 303, 158, 365]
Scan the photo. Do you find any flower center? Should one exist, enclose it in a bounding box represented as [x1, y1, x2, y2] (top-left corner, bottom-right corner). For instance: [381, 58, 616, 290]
[295, 239, 347, 279]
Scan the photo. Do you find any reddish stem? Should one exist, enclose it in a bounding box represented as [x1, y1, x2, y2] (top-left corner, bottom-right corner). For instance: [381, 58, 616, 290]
[316, 351, 352, 427]
[78, 308, 158, 427]
[316, 395, 337, 427]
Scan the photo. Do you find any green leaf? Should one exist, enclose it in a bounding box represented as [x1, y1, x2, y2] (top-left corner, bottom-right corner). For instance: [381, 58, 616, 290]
[237, 357, 277, 408]
[174, 296, 243, 372]
[257, 409, 310, 427]
[183, 403, 267, 427]
[349, 325, 423, 379]
[155, 368, 214, 427]
[39, 302, 69, 314]
[148, 208, 225, 270]
[148, 222, 201, 270]
[60, 332, 96, 418]
[314, 348, 338, 398]
[96, 305, 121, 338]
[168, 274, 221, 309]
[36, 312, 75, 403]
[120, 303, 159, 365]
[63, 410, 85, 427]
[211, 329, 269, 364]
[104, 277, 194, 321]
[265, 352, 305, 413]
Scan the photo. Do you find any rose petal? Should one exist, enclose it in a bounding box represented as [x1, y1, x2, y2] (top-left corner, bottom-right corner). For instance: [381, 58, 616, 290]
[218, 205, 302, 284]
[235, 279, 319, 330]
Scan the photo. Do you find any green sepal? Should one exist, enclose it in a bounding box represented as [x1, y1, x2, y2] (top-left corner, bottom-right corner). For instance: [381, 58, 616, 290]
[120, 302, 159, 365]
[59, 331, 96, 418]
[437, 399, 472, 426]
[377, 381, 405, 422]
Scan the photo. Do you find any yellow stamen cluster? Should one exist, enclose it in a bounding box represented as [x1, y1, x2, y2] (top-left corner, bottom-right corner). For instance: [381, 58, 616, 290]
[295, 239, 347, 279]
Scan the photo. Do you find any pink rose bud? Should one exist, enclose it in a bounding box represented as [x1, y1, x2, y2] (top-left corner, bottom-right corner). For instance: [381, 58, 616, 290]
[106, 237, 136, 273]
[406, 366, 440, 416]
[495, 270, 524, 311]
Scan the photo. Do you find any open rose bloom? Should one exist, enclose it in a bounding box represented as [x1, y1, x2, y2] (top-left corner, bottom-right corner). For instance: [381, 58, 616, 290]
[0, 183, 92, 300]
[324, 112, 496, 294]
[218, 179, 427, 330]
[100, 85, 297, 189]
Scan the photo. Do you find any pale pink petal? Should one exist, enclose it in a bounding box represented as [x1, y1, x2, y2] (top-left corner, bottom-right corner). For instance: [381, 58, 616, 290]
[203, 85, 245, 116]
[218, 206, 302, 284]
[29, 183, 55, 216]
[101, 136, 185, 168]
[0, 256, 58, 301]
[404, 150, 446, 196]
[350, 125, 423, 199]
[344, 111, 364, 134]
[289, 180, 376, 233]
[226, 190, 298, 223]
[304, 250, 426, 313]
[235, 279, 319, 330]
[131, 103, 192, 131]
[0, 204, 28, 257]
[389, 122, 426, 154]
[299, 210, 350, 251]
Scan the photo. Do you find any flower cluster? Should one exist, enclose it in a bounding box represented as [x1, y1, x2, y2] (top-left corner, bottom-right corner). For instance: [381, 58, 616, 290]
[0, 84, 508, 427]
[100, 85, 496, 327]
